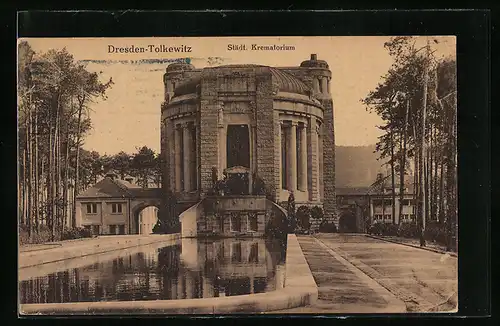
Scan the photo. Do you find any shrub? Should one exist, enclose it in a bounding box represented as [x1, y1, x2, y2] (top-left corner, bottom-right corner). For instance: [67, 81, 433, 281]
[294, 227, 311, 235]
[424, 222, 447, 245]
[310, 206, 324, 220]
[296, 205, 312, 230]
[78, 227, 92, 238]
[318, 221, 337, 233]
[286, 192, 296, 232]
[384, 224, 399, 236]
[397, 223, 419, 238]
[367, 223, 400, 236]
[367, 223, 382, 235]
[252, 173, 266, 195]
[19, 224, 62, 245]
[153, 219, 180, 234]
[61, 227, 92, 240]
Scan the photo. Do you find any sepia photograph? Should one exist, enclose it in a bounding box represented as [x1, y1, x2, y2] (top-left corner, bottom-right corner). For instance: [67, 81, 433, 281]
[17, 36, 458, 315]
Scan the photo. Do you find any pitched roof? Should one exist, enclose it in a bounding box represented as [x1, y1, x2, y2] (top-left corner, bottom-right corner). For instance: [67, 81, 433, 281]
[77, 177, 132, 199]
[367, 174, 416, 195]
[77, 177, 161, 199]
[336, 187, 370, 196]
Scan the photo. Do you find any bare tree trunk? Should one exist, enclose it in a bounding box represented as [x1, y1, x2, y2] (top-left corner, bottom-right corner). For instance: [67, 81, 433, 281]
[51, 98, 58, 242]
[63, 127, 70, 229]
[432, 128, 440, 223]
[439, 153, 445, 222]
[445, 96, 457, 251]
[398, 99, 410, 225]
[72, 97, 84, 228]
[425, 138, 431, 223]
[48, 126, 53, 237]
[21, 147, 26, 226]
[27, 105, 33, 240]
[57, 110, 63, 238]
[412, 124, 419, 226]
[390, 131, 396, 224]
[34, 104, 39, 233]
[428, 125, 433, 222]
[380, 178, 386, 224]
[40, 156, 45, 226]
[419, 38, 430, 247]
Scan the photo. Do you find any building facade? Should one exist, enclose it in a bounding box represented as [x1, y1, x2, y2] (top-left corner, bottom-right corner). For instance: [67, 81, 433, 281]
[335, 173, 417, 231]
[161, 54, 337, 234]
[75, 175, 161, 235]
[336, 187, 371, 233]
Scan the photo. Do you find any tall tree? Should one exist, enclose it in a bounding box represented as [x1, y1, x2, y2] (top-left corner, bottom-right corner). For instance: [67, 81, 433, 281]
[18, 41, 113, 241]
[362, 36, 456, 246]
[131, 146, 157, 188]
[110, 152, 133, 180]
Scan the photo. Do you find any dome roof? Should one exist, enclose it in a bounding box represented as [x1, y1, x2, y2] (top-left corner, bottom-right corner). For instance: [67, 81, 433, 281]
[171, 66, 311, 97]
[270, 68, 311, 95]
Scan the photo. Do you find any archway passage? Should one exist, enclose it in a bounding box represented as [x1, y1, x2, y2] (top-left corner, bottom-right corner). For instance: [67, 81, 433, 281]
[339, 210, 358, 233]
[136, 206, 160, 235]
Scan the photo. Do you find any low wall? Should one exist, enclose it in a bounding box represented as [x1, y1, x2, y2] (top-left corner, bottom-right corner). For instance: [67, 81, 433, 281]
[20, 234, 318, 315]
[19, 240, 180, 281]
[19, 234, 181, 269]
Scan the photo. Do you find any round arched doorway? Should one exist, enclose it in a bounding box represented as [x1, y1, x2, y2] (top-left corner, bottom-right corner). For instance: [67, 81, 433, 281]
[136, 206, 160, 235]
[339, 210, 357, 233]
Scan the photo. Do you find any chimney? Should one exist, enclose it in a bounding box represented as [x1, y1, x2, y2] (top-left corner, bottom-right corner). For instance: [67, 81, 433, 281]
[310, 54, 317, 60]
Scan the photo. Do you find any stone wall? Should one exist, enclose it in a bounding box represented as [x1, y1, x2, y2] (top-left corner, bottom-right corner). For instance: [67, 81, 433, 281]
[321, 98, 337, 225]
[199, 72, 219, 195]
[255, 68, 277, 199]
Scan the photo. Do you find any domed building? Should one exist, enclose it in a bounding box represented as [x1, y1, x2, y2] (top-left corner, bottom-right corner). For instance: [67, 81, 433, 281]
[160, 54, 337, 236]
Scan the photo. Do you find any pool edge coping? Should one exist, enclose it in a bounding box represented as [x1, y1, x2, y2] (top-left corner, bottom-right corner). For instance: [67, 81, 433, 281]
[19, 234, 318, 315]
[19, 234, 182, 269]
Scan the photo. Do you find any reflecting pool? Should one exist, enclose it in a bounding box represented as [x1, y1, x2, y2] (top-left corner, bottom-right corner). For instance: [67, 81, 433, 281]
[19, 238, 287, 304]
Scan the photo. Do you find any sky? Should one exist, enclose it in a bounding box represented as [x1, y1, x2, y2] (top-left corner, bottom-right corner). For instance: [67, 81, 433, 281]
[20, 36, 456, 155]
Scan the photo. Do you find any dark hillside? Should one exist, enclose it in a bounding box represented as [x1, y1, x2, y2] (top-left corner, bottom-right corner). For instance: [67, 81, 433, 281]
[335, 145, 385, 187]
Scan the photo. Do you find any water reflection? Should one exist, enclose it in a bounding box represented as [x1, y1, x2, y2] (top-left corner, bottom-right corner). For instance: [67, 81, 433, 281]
[19, 238, 286, 304]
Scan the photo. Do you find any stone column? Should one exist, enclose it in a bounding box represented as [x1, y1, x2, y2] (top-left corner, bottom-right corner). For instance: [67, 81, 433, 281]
[202, 276, 212, 298]
[321, 77, 328, 94]
[183, 123, 192, 192]
[287, 121, 298, 193]
[318, 124, 324, 200]
[369, 199, 374, 225]
[218, 121, 226, 180]
[314, 123, 321, 200]
[194, 122, 199, 191]
[313, 78, 320, 93]
[278, 121, 283, 190]
[174, 124, 182, 193]
[185, 274, 194, 299]
[299, 123, 308, 192]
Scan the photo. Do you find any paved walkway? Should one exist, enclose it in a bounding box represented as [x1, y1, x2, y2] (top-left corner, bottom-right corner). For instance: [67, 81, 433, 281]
[366, 234, 456, 255]
[313, 234, 458, 313]
[270, 236, 406, 314]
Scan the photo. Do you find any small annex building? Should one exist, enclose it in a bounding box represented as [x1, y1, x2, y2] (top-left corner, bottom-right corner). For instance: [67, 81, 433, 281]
[75, 174, 161, 235]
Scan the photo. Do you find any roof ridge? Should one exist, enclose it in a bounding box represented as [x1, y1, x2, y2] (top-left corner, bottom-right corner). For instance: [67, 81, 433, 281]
[109, 178, 134, 197]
